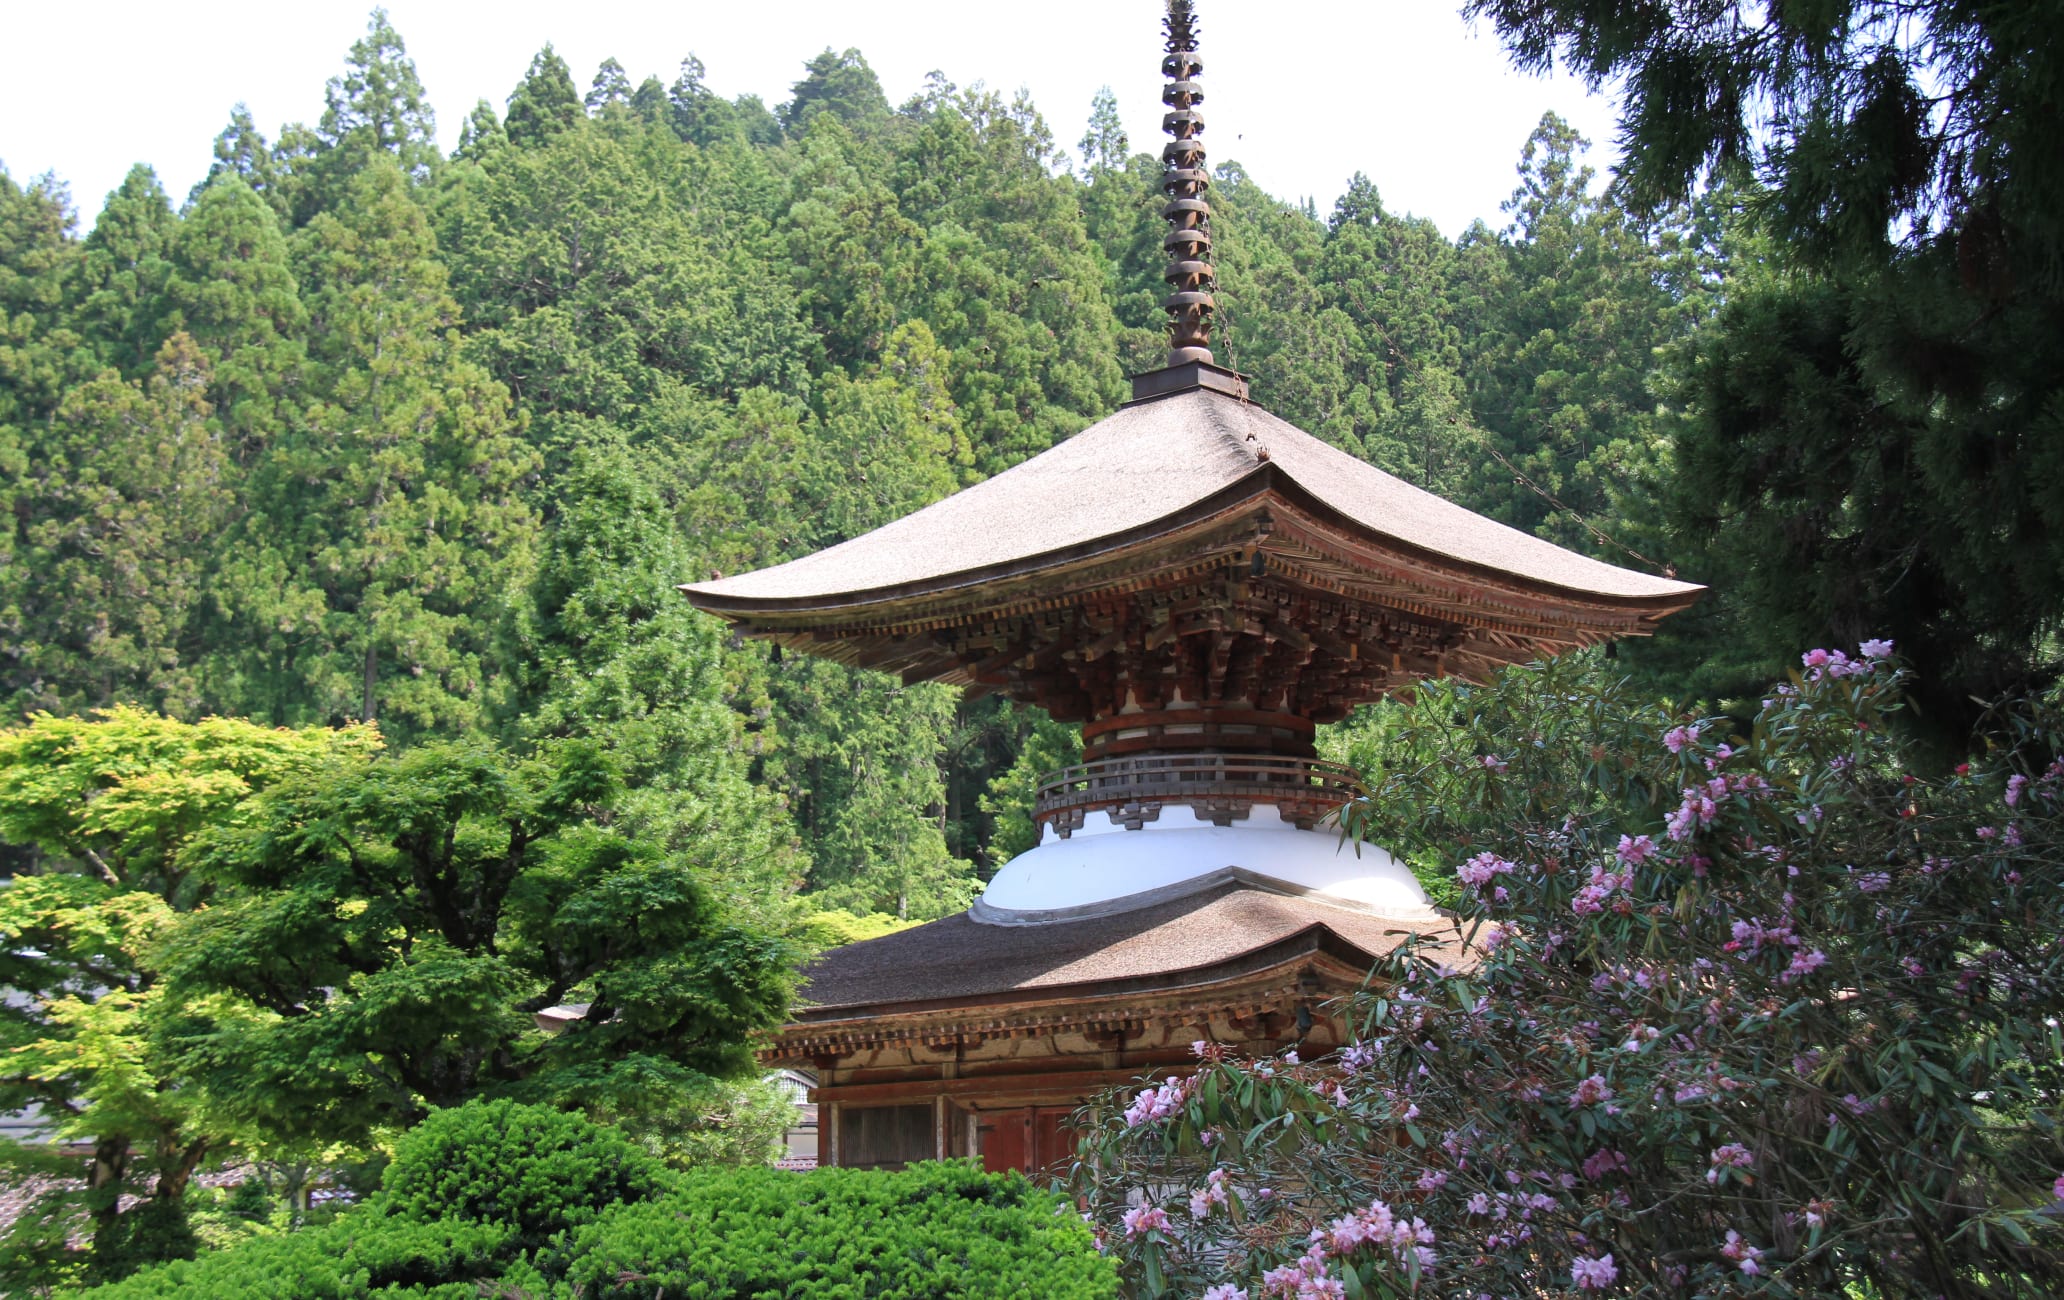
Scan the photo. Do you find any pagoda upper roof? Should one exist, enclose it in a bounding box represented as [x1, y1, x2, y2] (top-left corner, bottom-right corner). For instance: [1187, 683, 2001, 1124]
[684, 385, 1699, 626]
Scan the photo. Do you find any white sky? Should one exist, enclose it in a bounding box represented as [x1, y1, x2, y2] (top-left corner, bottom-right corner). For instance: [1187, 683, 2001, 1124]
[3, 0, 1621, 239]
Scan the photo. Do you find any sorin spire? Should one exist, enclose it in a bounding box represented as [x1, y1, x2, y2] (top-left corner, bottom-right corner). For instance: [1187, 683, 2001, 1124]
[1160, 0, 1216, 368]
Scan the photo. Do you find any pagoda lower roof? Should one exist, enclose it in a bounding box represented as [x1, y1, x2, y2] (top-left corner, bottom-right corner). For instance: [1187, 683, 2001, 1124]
[682, 387, 1701, 638]
[785, 875, 1458, 1022]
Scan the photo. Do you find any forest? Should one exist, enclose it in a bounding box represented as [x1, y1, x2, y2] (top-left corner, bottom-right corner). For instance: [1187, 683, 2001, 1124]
[0, 10, 2055, 916]
[2, 10, 2056, 941]
[4, 1, 2061, 1292]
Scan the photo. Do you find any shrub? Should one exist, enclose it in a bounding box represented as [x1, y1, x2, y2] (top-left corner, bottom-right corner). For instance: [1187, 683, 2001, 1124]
[549, 1161, 1118, 1299]
[83, 1100, 1114, 1299]
[1076, 649, 2064, 1298]
[382, 1098, 665, 1250]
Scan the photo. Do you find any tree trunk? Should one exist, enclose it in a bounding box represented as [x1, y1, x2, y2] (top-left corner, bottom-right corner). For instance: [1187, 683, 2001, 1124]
[85, 1136, 129, 1253]
[362, 641, 378, 723]
[152, 1137, 209, 1202]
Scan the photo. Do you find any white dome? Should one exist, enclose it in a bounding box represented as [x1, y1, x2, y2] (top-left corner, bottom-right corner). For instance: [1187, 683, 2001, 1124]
[973, 803, 1435, 925]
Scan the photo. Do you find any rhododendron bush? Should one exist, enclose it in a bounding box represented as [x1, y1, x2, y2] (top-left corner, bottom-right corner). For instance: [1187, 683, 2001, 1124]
[1072, 651, 2063, 1298]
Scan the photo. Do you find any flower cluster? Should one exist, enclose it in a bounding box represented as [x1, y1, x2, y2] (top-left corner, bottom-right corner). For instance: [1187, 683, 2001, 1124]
[1122, 1074, 1191, 1128]
[1077, 645, 2064, 1298]
[1570, 1254, 1617, 1289]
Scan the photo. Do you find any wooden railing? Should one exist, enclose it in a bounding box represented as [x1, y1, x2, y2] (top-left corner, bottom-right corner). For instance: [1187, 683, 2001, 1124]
[1032, 752, 1360, 833]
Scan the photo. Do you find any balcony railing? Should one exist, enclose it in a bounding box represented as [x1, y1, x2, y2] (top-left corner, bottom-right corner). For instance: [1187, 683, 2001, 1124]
[1032, 752, 1361, 836]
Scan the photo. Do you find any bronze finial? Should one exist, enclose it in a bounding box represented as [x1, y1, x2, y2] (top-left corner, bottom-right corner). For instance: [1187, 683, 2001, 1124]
[1160, 0, 1215, 368]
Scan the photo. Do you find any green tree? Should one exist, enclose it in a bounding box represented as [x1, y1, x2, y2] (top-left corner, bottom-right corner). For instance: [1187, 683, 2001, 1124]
[8, 336, 232, 717]
[507, 439, 803, 906]
[0, 708, 377, 1273]
[0, 168, 92, 719]
[584, 58, 633, 115]
[73, 166, 175, 376]
[159, 737, 796, 1147]
[312, 8, 439, 188]
[1077, 86, 1127, 175]
[780, 48, 889, 135]
[157, 174, 307, 460]
[217, 161, 537, 739]
[1466, 0, 2064, 726]
[504, 45, 582, 148]
[192, 106, 287, 219]
[452, 99, 507, 164]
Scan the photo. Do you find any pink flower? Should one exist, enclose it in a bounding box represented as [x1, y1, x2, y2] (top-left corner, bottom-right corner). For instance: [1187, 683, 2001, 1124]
[1570, 1254, 1618, 1289]
[1615, 834, 1656, 866]
[1720, 1229, 1764, 1275]
[1457, 852, 1518, 887]
[1465, 1193, 1491, 1215]
[1415, 1169, 1448, 1191]
[1859, 637, 1894, 659]
[2006, 774, 2029, 807]
[1123, 1076, 1191, 1127]
[1782, 948, 1829, 982]
[1569, 1074, 1614, 1107]
[1480, 753, 1508, 773]
[1706, 1143, 1754, 1183]
[1802, 648, 1831, 669]
[1977, 825, 1998, 840]
[1663, 724, 1697, 754]
[1581, 1149, 1627, 1181]
[1201, 1286, 1246, 1300]
[2053, 1173, 2064, 1201]
[1853, 870, 1890, 893]
[1121, 1203, 1169, 1237]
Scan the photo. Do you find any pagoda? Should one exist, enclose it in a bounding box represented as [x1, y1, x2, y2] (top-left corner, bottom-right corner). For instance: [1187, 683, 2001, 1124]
[681, 0, 1701, 1174]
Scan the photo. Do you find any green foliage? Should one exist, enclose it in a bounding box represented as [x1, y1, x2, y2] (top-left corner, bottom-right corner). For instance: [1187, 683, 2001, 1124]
[160, 737, 797, 1146]
[504, 45, 582, 149]
[506, 438, 802, 904]
[0, 709, 376, 1280]
[83, 1102, 1112, 1300]
[1081, 651, 2064, 1297]
[1467, 0, 2064, 728]
[781, 48, 890, 134]
[600, 1073, 800, 1171]
[383, 1099, 665, 1249]
[794, 905, 925, 949]
[548, 1162, 1117, 1299]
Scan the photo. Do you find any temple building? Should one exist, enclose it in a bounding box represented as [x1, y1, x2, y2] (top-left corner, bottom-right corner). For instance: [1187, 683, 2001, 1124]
[681, 0, 1702, 1174]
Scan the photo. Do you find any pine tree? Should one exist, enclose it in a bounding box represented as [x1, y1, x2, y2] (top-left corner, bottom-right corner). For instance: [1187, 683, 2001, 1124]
[668, 55, 740, 147]
[508, 439, 802, 907]
[0, 169, 92, 718]
[219, 161, 538, 739]
[314, 8, 439, 183]
[779, 48, 889, 134]
[192, 105, 286, 217]
[504, 45, 582, 148]
[1077, 86, 1128, 174]
[73, 165, 175, 376]
[452, 99, 508, 163]
[158, 175, 306, 460]
[629, 75, 670, 127]
[584, 58, 633, 115]
[9, 335, 232, 717]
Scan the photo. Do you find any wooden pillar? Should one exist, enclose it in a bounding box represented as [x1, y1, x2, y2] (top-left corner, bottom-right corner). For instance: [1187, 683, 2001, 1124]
[934, 1095, 949, 1161]
[824, 1101, 841, 1167]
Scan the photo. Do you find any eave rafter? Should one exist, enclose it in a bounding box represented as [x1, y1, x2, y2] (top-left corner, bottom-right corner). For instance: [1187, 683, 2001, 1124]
[707, 488, 1689, 719]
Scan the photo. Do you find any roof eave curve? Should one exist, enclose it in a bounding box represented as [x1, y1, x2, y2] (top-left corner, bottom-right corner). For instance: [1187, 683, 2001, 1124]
[680, 460, 1703, 627]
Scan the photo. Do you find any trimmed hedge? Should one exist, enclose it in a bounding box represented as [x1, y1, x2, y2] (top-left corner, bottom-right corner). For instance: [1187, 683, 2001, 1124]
[549, 1162, 1115, 1299]
[84, 1101, 1115, 1300]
